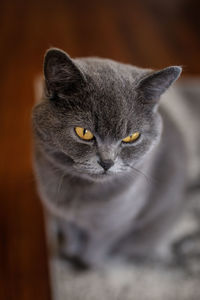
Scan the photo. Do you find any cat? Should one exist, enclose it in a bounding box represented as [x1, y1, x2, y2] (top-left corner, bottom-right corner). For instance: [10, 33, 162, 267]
[32, 48, 187, 268]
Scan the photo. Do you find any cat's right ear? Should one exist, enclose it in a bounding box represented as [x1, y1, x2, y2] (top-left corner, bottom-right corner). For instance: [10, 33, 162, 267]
[44, 48, 86, 97]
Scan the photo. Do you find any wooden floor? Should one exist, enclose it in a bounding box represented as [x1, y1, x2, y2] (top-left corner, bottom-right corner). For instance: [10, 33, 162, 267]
[1, 0, 200, 299]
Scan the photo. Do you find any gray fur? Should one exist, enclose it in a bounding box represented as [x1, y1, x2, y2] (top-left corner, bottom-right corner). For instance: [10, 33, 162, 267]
[32, 48, 186, 267]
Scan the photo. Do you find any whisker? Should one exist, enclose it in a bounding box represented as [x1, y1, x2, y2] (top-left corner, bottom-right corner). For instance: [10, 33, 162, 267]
[56, 173, 66, 204]
[124, 163, 157, 185]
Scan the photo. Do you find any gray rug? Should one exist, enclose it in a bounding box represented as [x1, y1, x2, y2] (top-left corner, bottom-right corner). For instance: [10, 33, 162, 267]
[45, 80, 200, 300]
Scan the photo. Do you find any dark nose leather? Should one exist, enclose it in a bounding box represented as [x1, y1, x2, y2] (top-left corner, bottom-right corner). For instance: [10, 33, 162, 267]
[98, 159, 114, 171]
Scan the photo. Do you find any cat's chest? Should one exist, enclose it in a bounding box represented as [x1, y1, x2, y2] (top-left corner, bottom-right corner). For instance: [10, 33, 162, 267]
[38, 162, 149, 235]
[62, 177, 148, 235]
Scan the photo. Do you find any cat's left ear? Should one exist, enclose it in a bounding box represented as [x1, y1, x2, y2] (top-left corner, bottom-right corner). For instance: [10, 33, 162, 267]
[44, 48, 86, 97]
[136, 66, 182, 103]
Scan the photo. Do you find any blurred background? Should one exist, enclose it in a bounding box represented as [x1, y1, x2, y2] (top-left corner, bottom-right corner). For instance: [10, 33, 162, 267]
[0, 0, 200, 299]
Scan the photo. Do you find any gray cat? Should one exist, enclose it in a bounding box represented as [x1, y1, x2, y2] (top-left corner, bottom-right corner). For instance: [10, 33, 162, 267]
[32, 48, 186, 268]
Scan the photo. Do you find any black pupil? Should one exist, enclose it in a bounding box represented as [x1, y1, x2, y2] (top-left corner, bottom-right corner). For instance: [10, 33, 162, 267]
[83, 129, 87, 135]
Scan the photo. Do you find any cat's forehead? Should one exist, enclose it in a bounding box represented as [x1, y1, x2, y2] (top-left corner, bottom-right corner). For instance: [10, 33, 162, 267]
[76, 97, 144, 141]
[76, 58, 148, 111]
[64, 58, 150, 140]
[72, 60, 147, 139]
[76, 57, 146, 87]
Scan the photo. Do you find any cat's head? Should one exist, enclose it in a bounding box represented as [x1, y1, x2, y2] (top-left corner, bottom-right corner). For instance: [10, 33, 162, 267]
[32, 48, 181, 181]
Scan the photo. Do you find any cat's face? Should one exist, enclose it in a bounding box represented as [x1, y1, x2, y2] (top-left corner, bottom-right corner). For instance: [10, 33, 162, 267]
[32, 49, 181, 182]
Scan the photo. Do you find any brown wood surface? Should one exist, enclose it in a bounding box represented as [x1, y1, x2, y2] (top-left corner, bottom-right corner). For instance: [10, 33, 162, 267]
[0, 0, 200, 299]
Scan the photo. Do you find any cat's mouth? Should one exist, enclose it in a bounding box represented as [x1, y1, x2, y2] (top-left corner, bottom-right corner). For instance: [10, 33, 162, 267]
[72, 161, 125, 181]
[87, 168, 124, 181]
[74, 168, 116, 181]
[87, 171, 113, 181]
[96, 170, 112, 177]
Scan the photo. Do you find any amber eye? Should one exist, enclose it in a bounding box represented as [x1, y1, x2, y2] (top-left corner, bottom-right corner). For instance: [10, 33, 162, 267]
[75, 127, 94, 141]
[122, 132, 140, 143]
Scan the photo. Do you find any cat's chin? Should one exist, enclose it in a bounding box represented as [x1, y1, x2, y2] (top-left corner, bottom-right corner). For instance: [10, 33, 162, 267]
[76, 170, 118, 182]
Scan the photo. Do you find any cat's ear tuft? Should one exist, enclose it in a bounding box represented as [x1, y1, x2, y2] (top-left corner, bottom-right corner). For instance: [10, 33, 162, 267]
[136, 66, 182, 103]
[44, 48, 86, 97]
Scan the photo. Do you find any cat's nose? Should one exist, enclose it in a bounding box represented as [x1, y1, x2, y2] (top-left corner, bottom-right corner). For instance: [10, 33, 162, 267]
[98, 159, 114, 171]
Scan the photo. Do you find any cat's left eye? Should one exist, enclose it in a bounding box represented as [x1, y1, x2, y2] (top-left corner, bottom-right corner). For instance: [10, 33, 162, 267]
[122, 132, 140, 143]
[75, 127, 94, 141]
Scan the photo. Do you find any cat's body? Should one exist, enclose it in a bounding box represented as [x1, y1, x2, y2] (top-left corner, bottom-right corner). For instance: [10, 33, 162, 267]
[32, 49, 186, 268]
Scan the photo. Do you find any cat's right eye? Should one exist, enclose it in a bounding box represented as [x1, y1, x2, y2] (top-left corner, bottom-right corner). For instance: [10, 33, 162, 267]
[75, 127, 94, 141]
